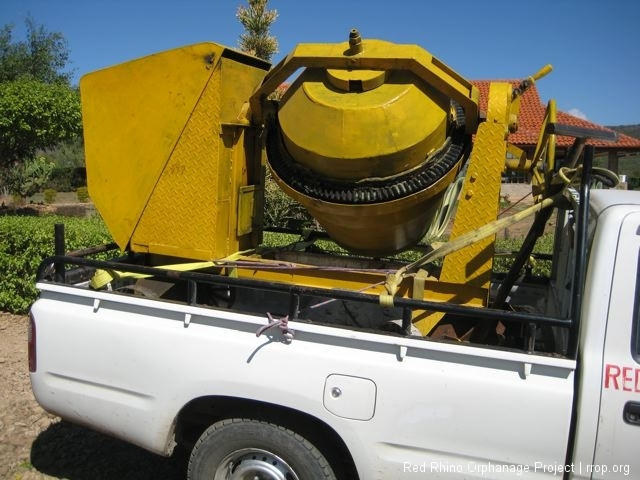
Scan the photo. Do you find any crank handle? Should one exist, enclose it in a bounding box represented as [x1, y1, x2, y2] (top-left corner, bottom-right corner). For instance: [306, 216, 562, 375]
[513, 64, 553, 100]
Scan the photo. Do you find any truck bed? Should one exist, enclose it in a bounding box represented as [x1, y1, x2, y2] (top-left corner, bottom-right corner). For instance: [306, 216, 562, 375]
[30, 250, 577, 479]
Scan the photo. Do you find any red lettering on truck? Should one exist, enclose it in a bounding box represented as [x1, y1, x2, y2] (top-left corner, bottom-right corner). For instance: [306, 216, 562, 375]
[604, 364, 640, 392]
[605, 364, 621, 389]
[623, 367, 634, 392]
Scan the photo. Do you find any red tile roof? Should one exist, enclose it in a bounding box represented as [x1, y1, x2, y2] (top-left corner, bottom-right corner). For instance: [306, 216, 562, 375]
[471, 80, 640, 150]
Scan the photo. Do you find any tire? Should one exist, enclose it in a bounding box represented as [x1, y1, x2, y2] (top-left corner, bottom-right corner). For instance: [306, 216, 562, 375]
[188, 418, 337, 480]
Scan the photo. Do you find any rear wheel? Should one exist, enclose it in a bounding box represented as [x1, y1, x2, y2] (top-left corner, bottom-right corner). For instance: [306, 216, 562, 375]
[188, 418, 336, 480]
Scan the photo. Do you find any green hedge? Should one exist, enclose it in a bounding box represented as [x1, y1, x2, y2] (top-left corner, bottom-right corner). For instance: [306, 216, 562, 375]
[493, 234, 554, 277]
[0, 215, 112, 313]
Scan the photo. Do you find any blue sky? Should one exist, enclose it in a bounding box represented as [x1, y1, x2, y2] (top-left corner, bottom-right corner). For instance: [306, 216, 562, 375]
[2, 0, 639, 126]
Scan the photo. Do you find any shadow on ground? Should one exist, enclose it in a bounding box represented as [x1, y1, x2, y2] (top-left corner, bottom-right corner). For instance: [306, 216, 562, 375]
[30, 421, 187, 480]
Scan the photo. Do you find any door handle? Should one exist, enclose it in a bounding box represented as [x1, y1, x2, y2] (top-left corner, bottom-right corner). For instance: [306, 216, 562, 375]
[623, 402, 640, 425]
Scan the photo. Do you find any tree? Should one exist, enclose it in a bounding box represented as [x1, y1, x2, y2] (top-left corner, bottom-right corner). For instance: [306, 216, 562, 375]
[236, 1, 312, 230]
[0, 16, 73, 85]
[0, 78, 82, 191]
[0, 18, 81, 195]
[236, 0, 278, 62]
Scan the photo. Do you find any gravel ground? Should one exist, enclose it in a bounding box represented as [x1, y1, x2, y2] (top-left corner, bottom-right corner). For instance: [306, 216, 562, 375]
[0, 313, 187, 480]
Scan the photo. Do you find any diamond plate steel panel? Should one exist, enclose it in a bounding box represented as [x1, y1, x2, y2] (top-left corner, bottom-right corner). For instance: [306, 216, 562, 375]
[132, 73, 226, 259]
[440, 82, 512, 290]
[81, 43, 224, 250]
[414, 83, 512, 335]
[128, 55, 268, 260]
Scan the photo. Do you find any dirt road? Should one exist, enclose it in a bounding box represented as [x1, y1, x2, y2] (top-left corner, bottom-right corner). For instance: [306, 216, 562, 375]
[0, 313, 186, 480]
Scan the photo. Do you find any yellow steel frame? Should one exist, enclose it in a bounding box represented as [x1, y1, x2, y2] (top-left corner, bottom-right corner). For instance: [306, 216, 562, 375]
[530, 100, 558, 201]
[230, 260, 487, 309]
[410, 82, 514, 334]
[412, 66, 554, 334]
[248, 39, 480, 134]
[439, 83, 512, 287]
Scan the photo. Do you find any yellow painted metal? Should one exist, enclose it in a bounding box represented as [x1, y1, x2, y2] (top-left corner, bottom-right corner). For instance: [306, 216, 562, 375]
[508, 64, 554, 200]
[258, 34, 478, 255]
[440, 82, 512, 287]
[505, 143, 531, 172]
[412, 82, 514, 334]
[81, 43, 269, 260]
[249, 39, 479, 133]
[230, 261, 487, 309]
[530, 100, 557, 201]
[325, 68, 386, 92]
[80, 35, 556, 338]
[271, 155, 462, 256]
[278, 67, 448, 180]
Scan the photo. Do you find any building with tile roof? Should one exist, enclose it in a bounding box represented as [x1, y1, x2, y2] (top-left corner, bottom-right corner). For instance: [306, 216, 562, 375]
[472, 80, 640, 177]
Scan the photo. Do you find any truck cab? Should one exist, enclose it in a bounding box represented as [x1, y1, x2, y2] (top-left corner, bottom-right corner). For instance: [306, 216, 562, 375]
[570, 189, 640, 479]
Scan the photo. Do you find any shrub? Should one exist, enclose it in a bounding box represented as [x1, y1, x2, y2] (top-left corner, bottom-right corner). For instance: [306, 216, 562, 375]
[47, 166, 87, 191]
[46, 167, 73, 191]
[494, 234, 554, 277]
[263, 170, 314, 230]
[76, 186, 89, 203]
[43, 188, 57, 204]
[4, 155, 55, 198]
[0, 215, 112, 313]
[10, 194, 24, 207]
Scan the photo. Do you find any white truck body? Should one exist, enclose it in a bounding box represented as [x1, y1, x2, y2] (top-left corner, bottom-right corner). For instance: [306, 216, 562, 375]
[29, 190, 640, 479]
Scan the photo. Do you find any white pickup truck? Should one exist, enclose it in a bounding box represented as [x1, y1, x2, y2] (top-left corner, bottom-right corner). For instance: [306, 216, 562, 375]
[29, 186, 639, 479]
[28, 36, 639, 479]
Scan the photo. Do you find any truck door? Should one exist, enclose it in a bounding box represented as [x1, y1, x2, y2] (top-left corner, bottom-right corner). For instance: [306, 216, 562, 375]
[594, 211, 640, 479]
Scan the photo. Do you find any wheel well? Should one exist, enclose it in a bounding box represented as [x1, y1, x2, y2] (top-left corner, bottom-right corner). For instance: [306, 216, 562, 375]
[174, 395, 359, 480]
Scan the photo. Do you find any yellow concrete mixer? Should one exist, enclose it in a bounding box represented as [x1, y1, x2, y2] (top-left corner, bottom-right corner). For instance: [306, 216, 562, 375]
[81, 29, 485, 260]
[80, 29, 553, 334]
[261, 30, 480, 255]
